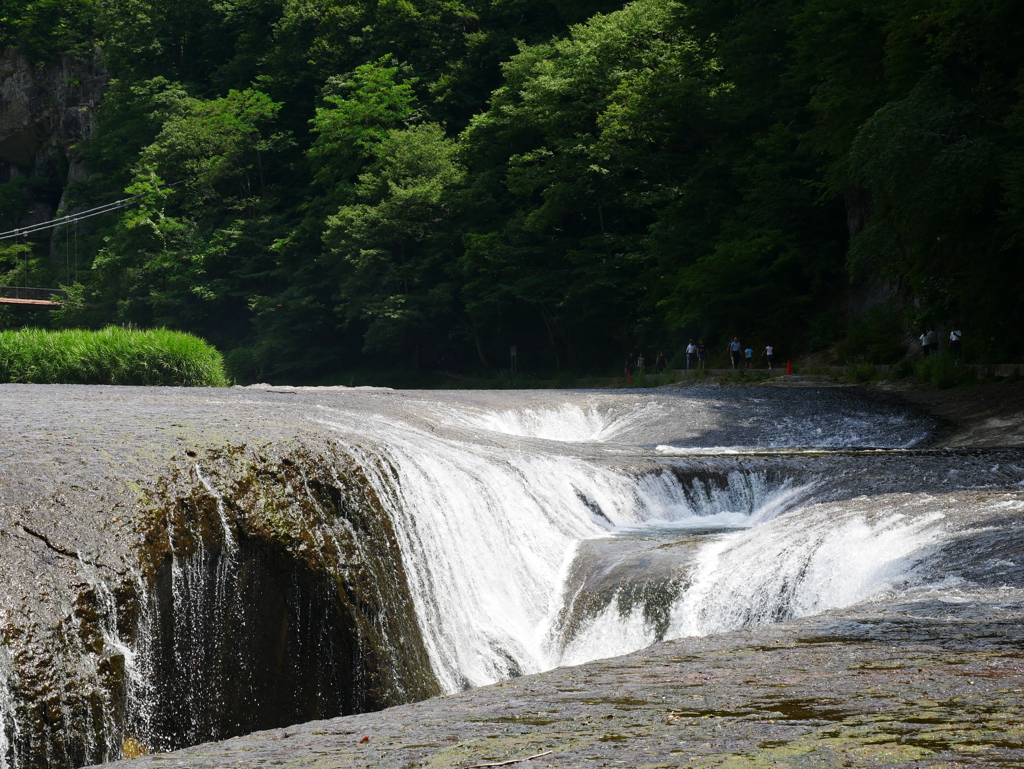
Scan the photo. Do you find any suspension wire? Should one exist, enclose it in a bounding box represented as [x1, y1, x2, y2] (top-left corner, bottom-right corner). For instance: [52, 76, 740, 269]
[1, 198, 134, 241]
[0, 183, 182, 242]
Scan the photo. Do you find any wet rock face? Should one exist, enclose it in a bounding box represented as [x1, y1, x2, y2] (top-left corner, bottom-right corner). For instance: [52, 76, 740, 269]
[0, 397, 439, 769]
[131, 446, 439, 753]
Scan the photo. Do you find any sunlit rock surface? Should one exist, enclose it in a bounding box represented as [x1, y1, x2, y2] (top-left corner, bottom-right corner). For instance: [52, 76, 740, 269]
[0, 382, 1021, 769]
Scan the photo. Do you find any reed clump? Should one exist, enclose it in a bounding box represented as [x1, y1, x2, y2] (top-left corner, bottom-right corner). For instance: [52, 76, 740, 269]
[0, 327, 229, 386]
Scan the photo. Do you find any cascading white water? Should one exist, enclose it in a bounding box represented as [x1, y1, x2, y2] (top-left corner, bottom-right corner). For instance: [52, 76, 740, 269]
[330, 413, 629, 690]
[314, 401, 833, 691]
[161, 465, 242, 748]
[76, 560, 146, 762]
[667, 499, 947, 637]
[444, 401, 671, 443]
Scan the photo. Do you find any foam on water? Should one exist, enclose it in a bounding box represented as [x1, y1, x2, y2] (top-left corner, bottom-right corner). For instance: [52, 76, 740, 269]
[555, 602, 656, 667]
[667, 502, 947, 637]
[443, 401, 669, 443]
[311, 393, 951, 691]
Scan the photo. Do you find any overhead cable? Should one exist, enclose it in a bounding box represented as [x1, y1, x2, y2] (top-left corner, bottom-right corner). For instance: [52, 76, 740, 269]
[0, 184, 180, 242]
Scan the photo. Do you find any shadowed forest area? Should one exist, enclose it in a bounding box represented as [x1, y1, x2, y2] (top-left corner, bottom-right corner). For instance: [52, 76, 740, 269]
[0, 0, 1022, 384]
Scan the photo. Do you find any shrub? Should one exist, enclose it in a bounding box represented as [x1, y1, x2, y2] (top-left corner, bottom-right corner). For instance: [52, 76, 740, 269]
[0, 327, 229, 386]
[846, 360, 878, 383]
[838, 305, 906, 364]
[891, 357, 915, 379]
[914, 353, 963, 390]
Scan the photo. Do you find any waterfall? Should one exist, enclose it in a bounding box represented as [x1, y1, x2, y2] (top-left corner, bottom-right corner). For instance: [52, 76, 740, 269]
[76, 560, 145, 763]
[157, 465, 242, 750]
[315, 403, 809, 691]
[5, 386, 977, 769]
[314, 396, 950, 693]
[667, 500, 947, 637]
[444, 401, 670, 443]
[333, 420, 623, 691]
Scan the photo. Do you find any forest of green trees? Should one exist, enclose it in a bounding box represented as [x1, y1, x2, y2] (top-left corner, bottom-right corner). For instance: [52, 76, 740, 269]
[0, 0, 1022, 383]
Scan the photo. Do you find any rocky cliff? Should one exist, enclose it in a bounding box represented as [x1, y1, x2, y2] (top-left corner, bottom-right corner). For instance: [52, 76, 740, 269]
[0, 47, 107, 231]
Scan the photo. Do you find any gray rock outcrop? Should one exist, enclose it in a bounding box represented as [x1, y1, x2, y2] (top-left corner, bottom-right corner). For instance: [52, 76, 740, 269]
[0, 385, 438, 769]
[0, 47, 107, 230]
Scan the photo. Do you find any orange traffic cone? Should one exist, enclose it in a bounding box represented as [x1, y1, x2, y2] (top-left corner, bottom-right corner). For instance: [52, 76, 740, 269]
[786, 360, 792, 375]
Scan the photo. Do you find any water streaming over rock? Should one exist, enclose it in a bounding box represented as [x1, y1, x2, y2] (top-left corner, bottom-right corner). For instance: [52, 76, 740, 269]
[3, 385, 1023, 769]
[307, 389, 984, 694]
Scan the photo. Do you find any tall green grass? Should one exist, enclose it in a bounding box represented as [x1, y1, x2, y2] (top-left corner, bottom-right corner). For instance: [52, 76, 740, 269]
[0, 327, 229, 386]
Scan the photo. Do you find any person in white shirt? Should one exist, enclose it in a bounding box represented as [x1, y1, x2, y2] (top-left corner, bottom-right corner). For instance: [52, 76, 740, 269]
[762, 344, 774, 369]
[685, 340, 697, 369]
[950, 325, 962, 363]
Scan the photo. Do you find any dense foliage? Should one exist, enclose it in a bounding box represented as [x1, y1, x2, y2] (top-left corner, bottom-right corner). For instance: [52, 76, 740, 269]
[0, 327, 229, 386]
[2, 0, 1022, 381]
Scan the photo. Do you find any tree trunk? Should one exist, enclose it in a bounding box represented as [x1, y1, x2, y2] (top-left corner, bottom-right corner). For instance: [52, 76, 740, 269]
[460, 316, 489, 368]
[537, 305, 561, 371]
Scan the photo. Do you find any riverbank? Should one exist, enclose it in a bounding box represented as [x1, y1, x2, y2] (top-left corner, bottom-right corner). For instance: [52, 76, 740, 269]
[876, 378, 1024, 448]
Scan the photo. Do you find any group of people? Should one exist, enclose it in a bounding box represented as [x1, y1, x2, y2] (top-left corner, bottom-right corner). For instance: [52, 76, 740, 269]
[623, 337, 776, 382]
[623, 351, 669, 383]
[921, 325, 963, 363]
[724, 337, 774, 370]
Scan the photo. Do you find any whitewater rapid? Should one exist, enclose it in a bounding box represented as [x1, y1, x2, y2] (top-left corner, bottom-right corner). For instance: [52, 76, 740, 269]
[308, 387, 1024, 694]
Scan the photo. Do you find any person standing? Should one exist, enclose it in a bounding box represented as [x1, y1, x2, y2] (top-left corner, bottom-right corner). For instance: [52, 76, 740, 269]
[685, 339, 697, 370]
[624, 353, 635, 384]
[925, 328, 937, 356]
[762, 344, 774, 369]
[950, 325, 963, 364]
[637, 352, 646, 374]
[655, 351, 668, 373]
[744, 345, 754, 369]
[728, 337, 742, 369]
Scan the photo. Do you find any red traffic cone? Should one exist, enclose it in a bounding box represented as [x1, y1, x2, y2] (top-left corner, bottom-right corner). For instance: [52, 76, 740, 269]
[786, 360, 792, 375]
